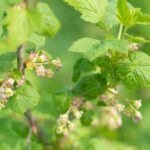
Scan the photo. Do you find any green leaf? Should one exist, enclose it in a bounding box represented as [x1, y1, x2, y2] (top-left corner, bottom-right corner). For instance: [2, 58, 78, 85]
[117, 0, 132, 26]
[126, 33, 150, 43]
[117, 51, 150, 88]
[28, 33, 46, 48]
[0, 0, 7, 21]
[98, 0, 119, 30]
[10, 81, 40, 114]
[53, 92, 71, 113]
[73, 74, 107, 99]
[4, 5, 30, 49]
[36, 2, 61, 37]
[0, 52, 16, 73]
[69, 38, 128, 60]
[137, 12, 150, 25]
[117, 0, 150, 27]
[64, 0, 108, 23]
[73, 58, 96, 82]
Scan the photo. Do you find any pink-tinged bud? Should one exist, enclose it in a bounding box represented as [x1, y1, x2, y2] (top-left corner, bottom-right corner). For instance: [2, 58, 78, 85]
[133, 111, 142, 123]
[4, 78, 15, 88]
[51, 58, 62, 70]
[133, 100, 142, 109]
[17, 76, 26, 87]
[29, 51, 38, 62]
[0, 94, 7, 99]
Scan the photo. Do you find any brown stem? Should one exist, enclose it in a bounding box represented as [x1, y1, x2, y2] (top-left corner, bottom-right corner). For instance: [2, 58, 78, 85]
[17, 45, 25, 75]
[17, 45, 51, 149]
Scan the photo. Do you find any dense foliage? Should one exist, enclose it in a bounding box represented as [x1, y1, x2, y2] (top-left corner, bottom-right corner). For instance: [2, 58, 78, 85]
[0, 0, 150, 150]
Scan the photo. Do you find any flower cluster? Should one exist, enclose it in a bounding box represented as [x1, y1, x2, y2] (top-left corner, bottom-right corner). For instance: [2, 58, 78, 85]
[26, 50, 62, 78]
[56, 97, 84, 135]
[100, 107, 122, 130]
[0, 76, 26, 109]
[98, 88, 142, 129]
[124, 99, 142, 123]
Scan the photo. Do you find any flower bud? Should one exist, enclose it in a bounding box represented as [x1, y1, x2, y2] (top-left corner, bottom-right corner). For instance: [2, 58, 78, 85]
[115, 103, 125, 113]
[129, 43, 139, 51]
[51, 58, 62, 70]
[36, 65, 46, 77]
[29, 51, 38, 62]
[133, 100, 142, 109]
[74, 110, 83, 119]
[133, 111, 142, 123]
[38, 54, 48, 62]
[5, 88, 14, 97]
[57, 113, 69, 125]
[68, 122, 76, 131]
[5, 78, 15, 87]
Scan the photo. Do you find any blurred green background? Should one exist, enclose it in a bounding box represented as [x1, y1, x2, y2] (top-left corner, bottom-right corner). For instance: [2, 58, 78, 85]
[0, 0, 150, 149]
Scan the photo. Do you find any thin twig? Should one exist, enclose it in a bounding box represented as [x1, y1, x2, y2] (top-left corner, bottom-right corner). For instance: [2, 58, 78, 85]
[26, 127, 33, 150]
[117, 24, 123, 40]
[17, 45, 35, 148]
[17, 45, 51, 148]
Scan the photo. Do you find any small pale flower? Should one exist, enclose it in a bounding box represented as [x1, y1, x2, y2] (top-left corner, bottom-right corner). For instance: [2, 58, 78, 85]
[115, 103, 125, 113]
[36, 65, 46, 77]
[133, 111, 142, 123]
[129, 43, 139, 51]
[39, 54, 48, 62]
[5, 78, 15, 87]
[68, 122, 76, 131]
[51, 58, 62, 70]
[74, 110, 83, 119]
[57, 113, 69, 125]
[5, 88, 14, 97]
[133, 100, 142, 109]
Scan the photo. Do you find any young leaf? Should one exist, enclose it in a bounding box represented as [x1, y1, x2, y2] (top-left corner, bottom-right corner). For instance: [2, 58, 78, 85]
[0, 52, 16, 73]
[53, 92, 71, 114]
[73, 73, 107, 99]
[126, 33, 150, 43]
[117, 51, 150, 88]
[64, 0, 108, 23]
[117, 0, 132, 26]
[36, 2, 61, 37]
[73, 58, 96, 82]
[137, 12, 150, 25]
[99, 0, 119, 30]
[4, 6, 30, 49]
[117, 0, 150, 27]
[69, 38, 128, 60]
[28, 33, 46, 48]
[10, 81, 40, 114]
[0, 0, 7, 21]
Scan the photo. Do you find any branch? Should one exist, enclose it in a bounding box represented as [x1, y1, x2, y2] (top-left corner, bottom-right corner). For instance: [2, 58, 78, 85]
[17, 45, 51, 148]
